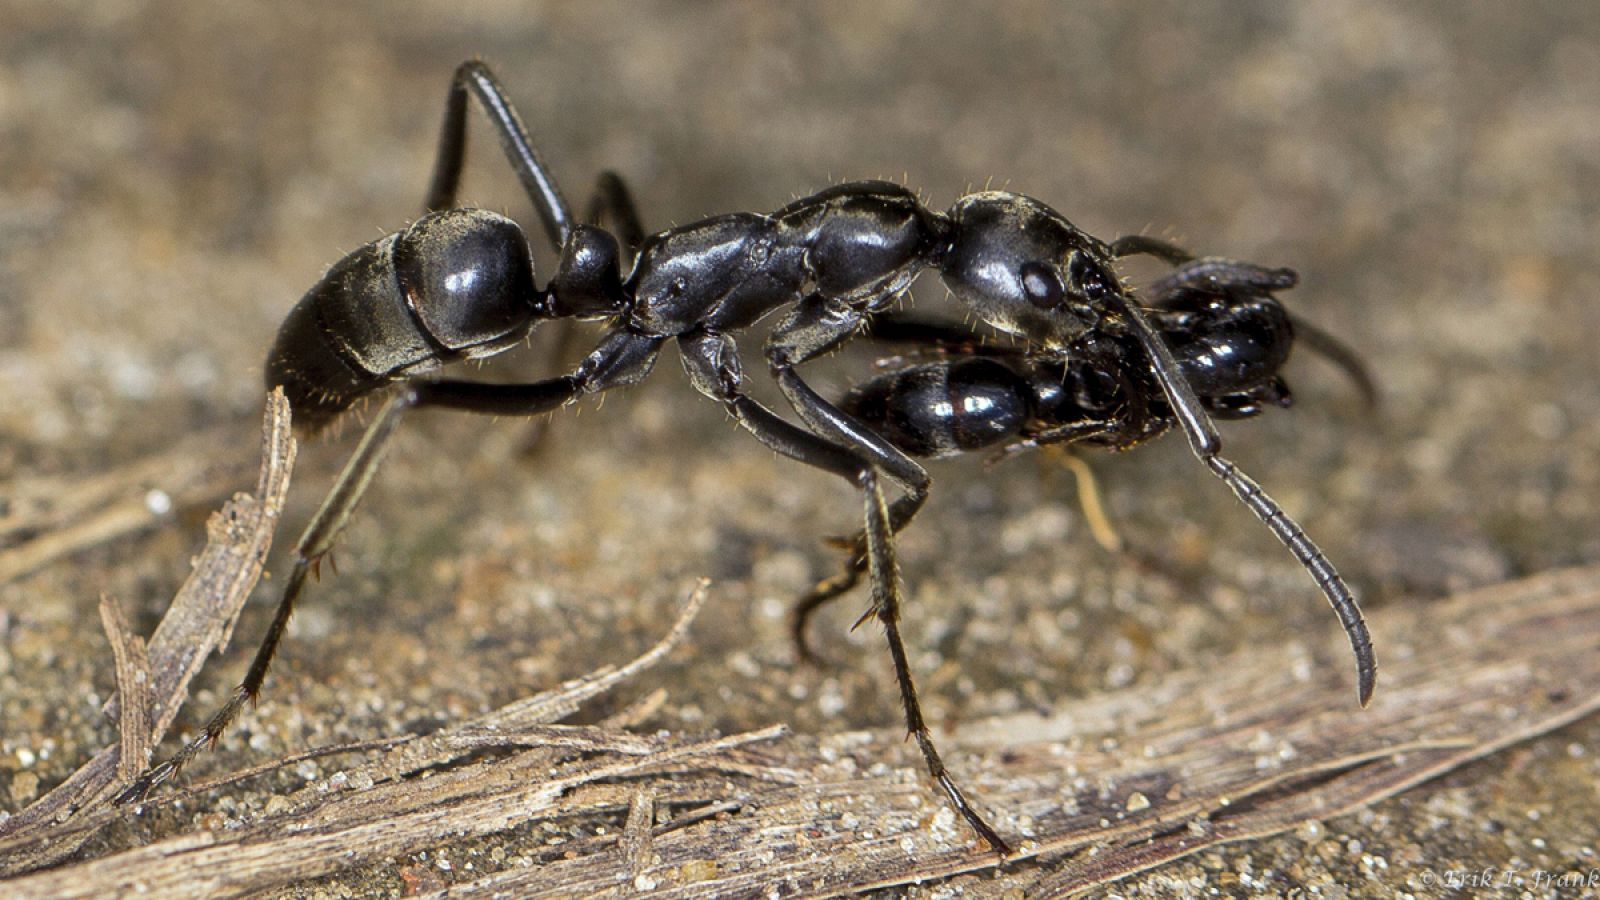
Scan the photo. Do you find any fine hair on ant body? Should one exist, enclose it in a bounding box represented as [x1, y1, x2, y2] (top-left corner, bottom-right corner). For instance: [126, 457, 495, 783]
[118, 61, 1375, 857]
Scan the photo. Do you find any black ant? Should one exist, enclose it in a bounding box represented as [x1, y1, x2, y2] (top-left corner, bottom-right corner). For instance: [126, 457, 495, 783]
[117, 61, 1374, 857]
[795, 253, 1377, 672]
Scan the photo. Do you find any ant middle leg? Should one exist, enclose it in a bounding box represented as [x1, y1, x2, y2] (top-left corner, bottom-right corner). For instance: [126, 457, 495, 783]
[679, 332, 1009, 855]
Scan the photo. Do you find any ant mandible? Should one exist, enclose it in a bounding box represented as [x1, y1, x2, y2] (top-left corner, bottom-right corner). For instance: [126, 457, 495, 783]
[118, 61, 1375, 857]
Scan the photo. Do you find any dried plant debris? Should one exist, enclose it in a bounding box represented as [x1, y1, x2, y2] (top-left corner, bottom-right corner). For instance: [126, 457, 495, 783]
[3, 495, 1597, 899]
[0, 391, 295, 871]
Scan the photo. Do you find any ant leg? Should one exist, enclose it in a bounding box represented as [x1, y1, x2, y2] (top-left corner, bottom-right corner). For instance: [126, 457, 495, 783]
[766, 297, 932, 532]
[1109, 233, 1195, 266]
[680, 333, 1010, 855]
[776, 368, 931, 532]
[118, 331, 662, 804]
[1146, 259, 1298, 303]
[1153, 262, 1375, 407]
[1053, 450, 1125, 554]
[411, 328, 663, 415]
[1109, 293, 1376, 706]
[584, 171, 645, 264]
[424, 60, 574, 250]
[1111, 236, 1298, 304]
[764, 298, 934, 653]
[860, 464, 1011, 857]
[1114, 236, 1294, 299]
[1280, 316, 1379, 409]
[118, 390, 418, 803]
[989, 423, 1136, 553]
[789, 567, 864, 663]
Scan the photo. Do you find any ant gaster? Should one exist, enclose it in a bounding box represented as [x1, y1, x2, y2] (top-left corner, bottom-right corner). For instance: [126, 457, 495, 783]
[118, 61, 1375, 857]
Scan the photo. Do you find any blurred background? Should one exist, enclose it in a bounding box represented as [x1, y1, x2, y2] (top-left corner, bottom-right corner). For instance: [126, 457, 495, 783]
[2, 1, 1597, 893]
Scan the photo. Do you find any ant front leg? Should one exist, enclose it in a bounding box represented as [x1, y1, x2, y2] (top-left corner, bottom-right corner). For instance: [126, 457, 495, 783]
[767, 297, 934, 539]
[425, 60, 575, 250]
[679, 332, 1010, 856]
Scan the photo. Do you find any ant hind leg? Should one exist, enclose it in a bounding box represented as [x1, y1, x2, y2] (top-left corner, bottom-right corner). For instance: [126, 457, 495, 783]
[117, 390, 420, 804]
[584, 170, 645, 263]
[119, 332, 662, 803]
[424, 60, 575, 251]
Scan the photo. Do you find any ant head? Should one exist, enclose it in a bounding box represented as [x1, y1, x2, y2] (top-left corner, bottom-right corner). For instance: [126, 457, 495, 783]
[939, 193, 1122, 348]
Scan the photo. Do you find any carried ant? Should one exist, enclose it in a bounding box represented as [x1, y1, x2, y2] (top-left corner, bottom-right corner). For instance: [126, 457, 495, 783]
[796, 254, 1377, 661]
[118, 61, 1375, 857]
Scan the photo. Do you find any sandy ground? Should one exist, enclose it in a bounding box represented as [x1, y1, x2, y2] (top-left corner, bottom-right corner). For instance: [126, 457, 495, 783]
[2, 2, 1598, 895]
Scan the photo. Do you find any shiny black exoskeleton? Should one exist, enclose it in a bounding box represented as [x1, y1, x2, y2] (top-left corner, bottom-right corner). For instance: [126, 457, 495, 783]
[840, 266, 1302, 462]
[268, 180, 951, 435]
[120, 62, 1376, 859]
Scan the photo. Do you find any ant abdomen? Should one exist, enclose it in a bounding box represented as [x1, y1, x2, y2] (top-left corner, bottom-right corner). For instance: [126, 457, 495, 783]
[265, 208, 539, 433]
[841, 357, 1033, 458]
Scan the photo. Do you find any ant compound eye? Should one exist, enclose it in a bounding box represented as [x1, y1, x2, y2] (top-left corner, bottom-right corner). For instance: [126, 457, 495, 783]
[1069, 253, 1113, 302]
[1020, 261, 1065, 310]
